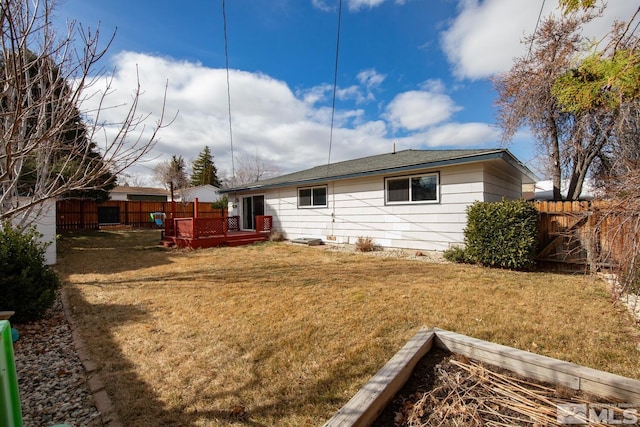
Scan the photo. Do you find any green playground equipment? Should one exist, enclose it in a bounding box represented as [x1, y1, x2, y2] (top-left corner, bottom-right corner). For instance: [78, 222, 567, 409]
[1, 320, 22, 427]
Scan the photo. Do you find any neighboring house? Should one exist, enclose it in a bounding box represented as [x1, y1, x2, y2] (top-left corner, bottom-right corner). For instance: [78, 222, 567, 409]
[529, 179, 596, 201]
[222, 149, 537, 251]
[180, 184, 221, 203]
[110, 186, 170, 202]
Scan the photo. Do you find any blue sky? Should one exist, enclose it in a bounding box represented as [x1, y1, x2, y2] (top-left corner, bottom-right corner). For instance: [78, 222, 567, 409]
[53, 0, 635, 185]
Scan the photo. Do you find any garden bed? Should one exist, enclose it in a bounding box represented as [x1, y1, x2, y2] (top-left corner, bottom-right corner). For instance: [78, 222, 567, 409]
[323, 328, 640, 426]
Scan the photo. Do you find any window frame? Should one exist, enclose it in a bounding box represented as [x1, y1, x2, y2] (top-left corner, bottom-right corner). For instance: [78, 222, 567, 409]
[297, 185, 328, 208]
[384, 172, 440, 205]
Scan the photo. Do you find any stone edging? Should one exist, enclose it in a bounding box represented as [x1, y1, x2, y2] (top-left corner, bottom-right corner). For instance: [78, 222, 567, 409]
[59, 288, 123, 427]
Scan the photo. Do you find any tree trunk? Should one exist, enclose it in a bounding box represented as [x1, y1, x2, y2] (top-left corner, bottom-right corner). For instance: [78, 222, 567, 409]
[549, 118, 563, 200]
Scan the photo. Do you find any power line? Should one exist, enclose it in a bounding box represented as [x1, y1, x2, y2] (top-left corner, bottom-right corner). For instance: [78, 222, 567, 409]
[527, 0, 546, 61]
[222, 0, 235, 178]
[327, 0, 343, 172]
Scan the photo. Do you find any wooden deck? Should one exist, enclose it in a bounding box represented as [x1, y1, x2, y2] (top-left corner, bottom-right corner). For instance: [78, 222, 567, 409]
[160, 215, 272, 249]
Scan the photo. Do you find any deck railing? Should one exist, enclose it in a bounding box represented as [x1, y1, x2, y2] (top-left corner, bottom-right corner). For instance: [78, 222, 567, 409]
[255, 215, 272, 232]
[170, 216, 272, 239]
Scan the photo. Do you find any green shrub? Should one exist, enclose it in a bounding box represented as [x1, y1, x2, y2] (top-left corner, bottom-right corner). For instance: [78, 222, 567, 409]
[0, 223, 61, 323]
[211, 195, 229, 210]
[464, 199, 539, 270]
[443, 246, 471, 264]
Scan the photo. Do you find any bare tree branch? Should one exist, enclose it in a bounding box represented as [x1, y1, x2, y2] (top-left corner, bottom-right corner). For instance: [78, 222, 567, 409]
[0, 0, 170, 226]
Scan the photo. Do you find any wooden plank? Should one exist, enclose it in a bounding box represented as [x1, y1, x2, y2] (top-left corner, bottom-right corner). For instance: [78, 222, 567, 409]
[433, 328, 640, 404]
[323, 328, 435, 427]
[291, 238, 323, 246]
[325, 328, 640, 426]
[433, 329, 580, 389]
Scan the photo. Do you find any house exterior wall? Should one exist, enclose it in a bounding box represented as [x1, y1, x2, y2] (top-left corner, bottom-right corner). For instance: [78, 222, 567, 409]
[233, 161, 524, 252]
[482, 159, 523, 202]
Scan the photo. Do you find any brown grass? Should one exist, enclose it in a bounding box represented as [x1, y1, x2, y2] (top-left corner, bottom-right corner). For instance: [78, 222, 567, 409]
[56, 230, 640, 426]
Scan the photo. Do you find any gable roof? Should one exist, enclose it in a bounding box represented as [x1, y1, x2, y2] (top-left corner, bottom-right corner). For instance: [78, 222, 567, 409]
[222, 148, 537, 192]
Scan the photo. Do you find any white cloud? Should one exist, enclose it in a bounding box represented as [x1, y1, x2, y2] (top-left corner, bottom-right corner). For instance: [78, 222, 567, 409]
[441, 0, 639, 80]
[347, 0, 385, 11]
[412, 122, 500, 147]
[313, 0, 407, 12]
[311, 0, 335, 12]
[300, 69, 385, 106]
[384, 82, 462, 131]
[81, 52, 510, 186]
[357, 68, 386, 89]
[80, 52, 400, 183]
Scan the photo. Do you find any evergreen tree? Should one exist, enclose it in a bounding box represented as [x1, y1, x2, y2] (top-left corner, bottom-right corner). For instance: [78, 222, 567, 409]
[0, 0, 166, 225]
[190, 146, 220, 187]
[2, 50, 116, 202]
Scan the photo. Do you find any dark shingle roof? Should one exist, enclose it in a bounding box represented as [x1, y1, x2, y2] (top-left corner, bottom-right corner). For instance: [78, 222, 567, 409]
[223, 148, 536, 192]
[111, 186, 169, 196]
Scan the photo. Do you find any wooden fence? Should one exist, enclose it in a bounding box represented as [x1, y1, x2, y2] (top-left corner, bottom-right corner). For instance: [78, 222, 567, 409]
[534, 200, 638, 271]
[56, 199, 225, 231]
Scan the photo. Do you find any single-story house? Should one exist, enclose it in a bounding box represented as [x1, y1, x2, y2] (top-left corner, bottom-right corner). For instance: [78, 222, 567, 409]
[110, 185, 170, 202]
[222, 148, 537, 251]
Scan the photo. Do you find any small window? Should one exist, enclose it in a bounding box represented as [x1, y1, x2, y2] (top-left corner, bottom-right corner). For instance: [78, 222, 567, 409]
[298, 185, 327, 208]
[386, 173, 439, 204]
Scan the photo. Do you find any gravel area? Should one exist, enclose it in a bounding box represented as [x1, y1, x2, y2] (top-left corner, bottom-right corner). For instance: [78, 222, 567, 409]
[320, 242, 448, 263]
[12, 295, 103, 427]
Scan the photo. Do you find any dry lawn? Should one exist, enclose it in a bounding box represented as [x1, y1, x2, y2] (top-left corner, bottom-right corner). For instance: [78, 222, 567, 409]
[56, 230, 640, 426]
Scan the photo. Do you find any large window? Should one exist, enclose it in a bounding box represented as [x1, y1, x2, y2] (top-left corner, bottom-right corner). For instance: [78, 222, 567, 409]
[298, 185, 327, 208]
[385, 173, 439, 204]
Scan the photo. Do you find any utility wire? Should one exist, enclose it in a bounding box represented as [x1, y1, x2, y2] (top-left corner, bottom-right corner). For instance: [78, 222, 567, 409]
[327, 0, 343, 172]
[527, 0, 546, 61]
[222, 0, 235, 179]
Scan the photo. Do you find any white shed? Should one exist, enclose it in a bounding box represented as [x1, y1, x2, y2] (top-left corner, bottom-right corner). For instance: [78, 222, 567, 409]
[223, 149, 537, 252]
[11, 199, 57, 265]
[180, 185, 221, 203]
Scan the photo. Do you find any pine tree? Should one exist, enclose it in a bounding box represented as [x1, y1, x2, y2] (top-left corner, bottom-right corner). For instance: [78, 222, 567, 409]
[3, 50, 116, 202]
[190, 146, 220, 187]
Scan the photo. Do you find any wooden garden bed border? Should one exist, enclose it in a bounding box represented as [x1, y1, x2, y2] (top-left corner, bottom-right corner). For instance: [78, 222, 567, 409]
[323, 327, 640, 427]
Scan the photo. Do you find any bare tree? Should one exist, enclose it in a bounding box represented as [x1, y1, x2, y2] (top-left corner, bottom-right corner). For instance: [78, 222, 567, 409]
[153, 155, 188, 199]
[494, 14, 587, 200]
[0, 0, 168, 225]
[551, 0, 640, 298]
[220, 152, 280, 188]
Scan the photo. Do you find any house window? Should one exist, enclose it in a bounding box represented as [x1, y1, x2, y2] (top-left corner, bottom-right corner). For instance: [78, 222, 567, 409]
[385, 173, 439, 204]
[298, 186, 327, 208]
